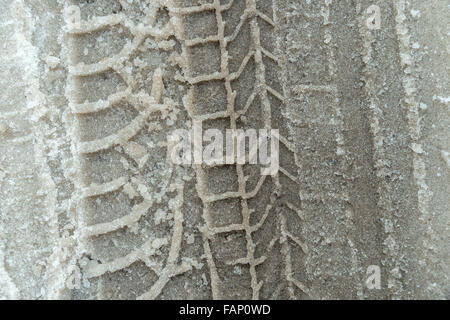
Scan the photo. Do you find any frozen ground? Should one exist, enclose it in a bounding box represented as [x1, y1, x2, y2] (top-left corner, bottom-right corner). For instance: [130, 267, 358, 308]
[0, 0, 448, 299]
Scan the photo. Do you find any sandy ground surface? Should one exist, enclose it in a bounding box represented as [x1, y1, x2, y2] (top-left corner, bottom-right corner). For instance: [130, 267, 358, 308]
[0, 0, 448, 299]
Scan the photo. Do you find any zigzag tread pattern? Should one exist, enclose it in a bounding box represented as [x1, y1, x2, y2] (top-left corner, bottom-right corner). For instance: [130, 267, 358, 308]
[171, 0, 310, 299]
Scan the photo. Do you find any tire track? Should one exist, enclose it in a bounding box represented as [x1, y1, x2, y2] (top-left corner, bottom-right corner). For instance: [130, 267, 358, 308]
[65, 0, 192, 299]
[173, 0, 310, 299]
